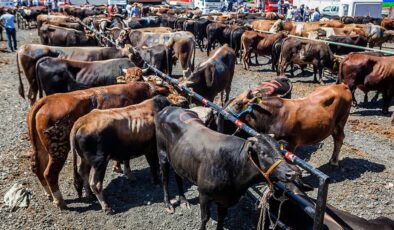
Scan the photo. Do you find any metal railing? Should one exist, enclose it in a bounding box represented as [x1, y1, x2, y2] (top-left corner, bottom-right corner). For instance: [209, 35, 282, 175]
[254, 28, 394, 55]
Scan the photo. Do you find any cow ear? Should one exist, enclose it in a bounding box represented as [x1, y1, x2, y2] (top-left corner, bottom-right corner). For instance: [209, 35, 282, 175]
[205, 64, 215, 87]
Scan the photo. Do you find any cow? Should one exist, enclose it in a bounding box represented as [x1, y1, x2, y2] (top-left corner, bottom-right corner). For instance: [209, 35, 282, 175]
[278, 37, 339, 84]
[35, 57, 135, 97]
[36, 14, 81, 33]
[126, 16, 161, 29]
[218, 77, 293, 137]
[326, 35, 368, 55]
[337, 52, 394, 114]
[71, 95, 187, 214]
[39, 24, 98, 47]
[118, 31, 195, 76]
[194, 18, 212, 52]
[17, 44, 131, 105]
[206, 23, 228, 56]
[266, 182, 394, 229]
[27, 82, 171, 210]
[381, 18, 394, 30]
[240, 31, 287, 70]
[181, 45, 236, 105]
[225, 83, 352, 167]
[155, 106, 300, 230]
[128, 44, 173, 75]
[16, 7, 44, 29]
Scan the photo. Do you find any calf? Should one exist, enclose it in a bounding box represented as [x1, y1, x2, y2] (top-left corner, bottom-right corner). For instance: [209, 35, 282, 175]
[241, 31, 287, 70]
[28, 82, 169, 209]
[39, 24, 98, 47]
[278, 37, 338, 84]
[71, 95, 186, 213]
[155, 106, 300, 230]
[35, 57, 135, 97]
[337, 52, 394, 114]
[225, 83, 352, 167]
[181, 45, 236, 105]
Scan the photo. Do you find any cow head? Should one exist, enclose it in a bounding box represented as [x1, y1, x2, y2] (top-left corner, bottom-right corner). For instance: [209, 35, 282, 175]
[115, 28, 130, 47]
[180, 63, 215, 88]
[127, 46, 145, 68]
[245, 135, 300, 184]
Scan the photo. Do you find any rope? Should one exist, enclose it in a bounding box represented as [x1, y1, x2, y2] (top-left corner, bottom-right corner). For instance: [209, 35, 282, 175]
[257, 186, 288, 230]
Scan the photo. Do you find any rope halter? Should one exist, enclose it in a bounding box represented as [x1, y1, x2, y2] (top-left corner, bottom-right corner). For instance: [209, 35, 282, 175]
[248, 151, 284, 189]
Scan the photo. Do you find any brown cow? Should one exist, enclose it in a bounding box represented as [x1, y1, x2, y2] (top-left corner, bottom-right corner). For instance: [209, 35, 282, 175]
[181, 45, 236, 105]
[278, 37, 338, 84]
[381, 18, 394, 30]
[225, 83, 352, 166]
[241, 31, 287, 70]
[337, 53, 394, 114]
[167, 37, 195, 77]
[39, 24, 98, 46]
[71, 95, 187, 213]
[36, 14, 79, 35]
[27, 82, 170, 209]
[17, 44, 130, 105]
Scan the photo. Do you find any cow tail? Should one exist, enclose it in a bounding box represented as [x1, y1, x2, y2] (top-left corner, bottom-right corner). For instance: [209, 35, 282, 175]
[35, 57, 48, 99]
[165, 46, 172, 75]
[70, 125, 83, 198]
[27, 99, 45, 174]
[16, 51, 25, 99]
[192, 39, 196, 71]
[337, 56, 346, 84]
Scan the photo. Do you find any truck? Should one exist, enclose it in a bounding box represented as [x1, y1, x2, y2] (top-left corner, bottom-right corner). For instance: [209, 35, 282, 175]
[293, 0, 382, 18]
[168, 0, 225, 13]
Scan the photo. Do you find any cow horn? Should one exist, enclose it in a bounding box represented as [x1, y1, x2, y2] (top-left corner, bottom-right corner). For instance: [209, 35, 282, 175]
[142, 68, 149, 74]
[268, 134, 275, 138]
[122, 68, 128, 74]
[247, 136, 258, 143]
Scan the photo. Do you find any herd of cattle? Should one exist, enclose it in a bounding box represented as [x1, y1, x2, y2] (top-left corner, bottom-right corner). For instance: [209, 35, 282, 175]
[2, 4, 394, 229]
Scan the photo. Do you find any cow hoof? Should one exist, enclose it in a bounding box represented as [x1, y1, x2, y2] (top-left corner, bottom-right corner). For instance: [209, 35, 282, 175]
[165, 205, 175, 214]
[104, 207, 115, 215]
[112, 167, 123, 174]
[180, 201, 191, 209]
[54, 201, 67, 210]
[329, 161, 340, 170]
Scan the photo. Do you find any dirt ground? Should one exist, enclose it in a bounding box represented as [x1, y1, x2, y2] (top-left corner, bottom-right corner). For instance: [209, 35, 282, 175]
[0, 28, 393, 230]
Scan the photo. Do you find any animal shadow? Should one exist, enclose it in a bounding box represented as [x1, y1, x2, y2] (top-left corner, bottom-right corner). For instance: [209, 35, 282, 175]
[302, 157, 385, 188]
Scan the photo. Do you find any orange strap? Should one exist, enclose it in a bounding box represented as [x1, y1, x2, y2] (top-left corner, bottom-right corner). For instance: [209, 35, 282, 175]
[248, 152, 284, 189]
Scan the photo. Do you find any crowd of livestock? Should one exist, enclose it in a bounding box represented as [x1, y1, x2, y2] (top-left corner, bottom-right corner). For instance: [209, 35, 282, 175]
[2, 3, 394, 230]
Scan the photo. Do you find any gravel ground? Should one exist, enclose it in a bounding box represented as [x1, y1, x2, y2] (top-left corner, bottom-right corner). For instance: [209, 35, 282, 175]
[0, 28, 393, 230]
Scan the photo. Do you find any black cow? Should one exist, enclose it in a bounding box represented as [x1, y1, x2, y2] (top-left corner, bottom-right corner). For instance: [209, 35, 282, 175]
[206, 23, 228, 56]
[35, 57, 134, 97]
[327, 35, 368, 55]
[155, 106, 300, 230]
[130, 44, 173, 75]
[194, 18, 212, 52]
[39, 24, 98, 47]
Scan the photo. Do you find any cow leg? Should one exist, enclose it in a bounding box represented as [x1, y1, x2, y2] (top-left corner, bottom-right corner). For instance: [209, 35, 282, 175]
[243, 49, 249, 70]
[199, 194, 211, 230]
[371, 92, 380, 103]
[382, 91, 391, 114]
[363, 91, 369, 103]
[330, 127, 345, 167]
[351, 90, 358, 106]
[318, 67, 324, 85]
[44, 155, 67, 209]
[112, 160, 123, 173]
[175, 174, 190, 209]
[123, 160, 136, 181]
[216, 206, 228, 230]
[33, 147, 52, 201]
[255, 51, 259, 65]
[144, 152, 160, 185]
[290, 63, 295, 77]
[160, 161, 174, 213]
[78, 159, 93, 199]
[89, 161, 113, 214]
[313, 65, 317, 82]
